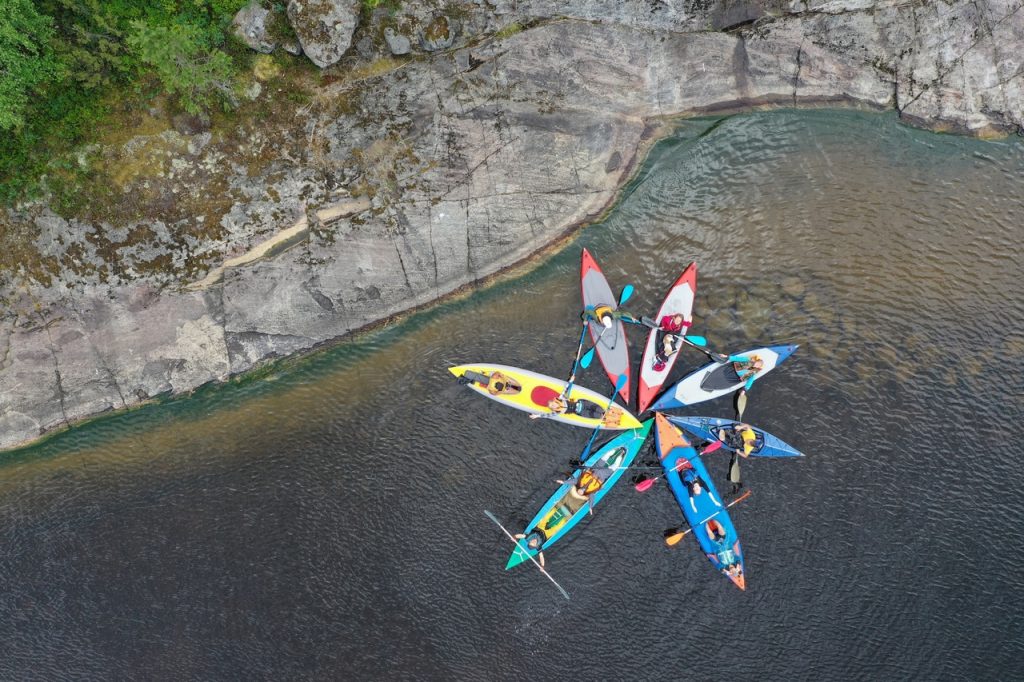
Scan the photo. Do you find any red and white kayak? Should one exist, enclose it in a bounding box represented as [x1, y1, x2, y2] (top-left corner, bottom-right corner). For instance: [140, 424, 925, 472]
[637, 263, 697, 413]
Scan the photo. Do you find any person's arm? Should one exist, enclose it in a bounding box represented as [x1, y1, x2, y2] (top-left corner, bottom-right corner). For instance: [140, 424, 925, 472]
[743, 374, 756, 391]
[727, 355, 748, 363]
[538, 551, 545, 568]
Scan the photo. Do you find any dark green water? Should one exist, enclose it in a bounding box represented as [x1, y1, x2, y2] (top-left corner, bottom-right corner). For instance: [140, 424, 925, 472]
[2, 110, 1022, 679]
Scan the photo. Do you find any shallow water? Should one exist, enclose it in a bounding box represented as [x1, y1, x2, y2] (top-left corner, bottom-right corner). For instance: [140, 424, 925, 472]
[2, 110, 1023, 679]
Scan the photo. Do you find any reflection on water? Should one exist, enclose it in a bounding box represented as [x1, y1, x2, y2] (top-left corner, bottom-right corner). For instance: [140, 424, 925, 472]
[1, 111, 1023, 679]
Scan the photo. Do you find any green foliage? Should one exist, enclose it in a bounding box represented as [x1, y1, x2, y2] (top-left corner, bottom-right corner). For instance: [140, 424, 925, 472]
[127, 20, 237, 115]
[0, 0, 61, 130]
[0, 0, 253, 204]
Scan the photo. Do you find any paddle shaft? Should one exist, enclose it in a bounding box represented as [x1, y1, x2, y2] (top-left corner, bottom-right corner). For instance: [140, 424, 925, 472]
[562, 322, 590, 396]
[665, 490, 753, 545]
[484, 510, 570, 601]
[579, 373, 627, 462]
[634, 441, 722, 491]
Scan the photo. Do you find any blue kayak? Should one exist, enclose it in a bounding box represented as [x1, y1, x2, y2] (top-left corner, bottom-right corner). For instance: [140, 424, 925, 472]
[506, 420, 653, 569]
[654, 413, 746, 590]
[668, 416, 803, 458]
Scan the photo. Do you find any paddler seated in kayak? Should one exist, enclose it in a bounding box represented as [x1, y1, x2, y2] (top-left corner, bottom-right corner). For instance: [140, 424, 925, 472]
[705, 519, 726, 542]
[581, 304, 639, 329]
[682, 469, 722, 514]
[722, 562, 743, 580]
[457, 369, 522, 396]
[726, 354, 765, 392]
[529, 395, 626, 426]
[515, 529, 549, 567]
[484, 371, 521, 396]
[652, 313, 693, 371]
[718, 423, 758, 457]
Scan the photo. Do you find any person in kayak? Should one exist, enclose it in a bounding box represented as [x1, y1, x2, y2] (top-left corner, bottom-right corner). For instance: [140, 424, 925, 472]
[683, 469, 722, 514]
[529, 396, 626, 426]
[719, 423, 759, 457]
[728, 354, 765, 393]
[515, 529, 548, 567]
[485, 371, 521, 396]
[581, 304, 639, 329]
[722, 561, 743, 580]
[457, 369, 521, 396]
[652, 313, 692, 371]
[705, 519, 726, 542]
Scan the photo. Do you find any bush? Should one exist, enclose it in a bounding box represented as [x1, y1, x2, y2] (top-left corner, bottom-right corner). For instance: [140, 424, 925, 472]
[127, 20, 238, 115]
[0, 0, 61, 130]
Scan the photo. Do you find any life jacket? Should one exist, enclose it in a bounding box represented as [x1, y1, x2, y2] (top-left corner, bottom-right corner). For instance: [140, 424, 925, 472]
[576, 470, 603, 496]
[590, 304, 615, 326]
[740, 428, 757, 455]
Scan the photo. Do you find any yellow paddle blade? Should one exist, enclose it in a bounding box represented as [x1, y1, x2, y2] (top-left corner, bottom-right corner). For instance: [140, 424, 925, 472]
[664, 530, 687, 546]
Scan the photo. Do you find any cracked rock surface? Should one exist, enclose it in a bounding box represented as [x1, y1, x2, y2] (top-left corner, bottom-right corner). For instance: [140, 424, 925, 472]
[1, 0, 1022, 451]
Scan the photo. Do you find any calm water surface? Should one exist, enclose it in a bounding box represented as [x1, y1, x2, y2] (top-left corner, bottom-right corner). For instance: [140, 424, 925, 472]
[2, 111, 1022, 680]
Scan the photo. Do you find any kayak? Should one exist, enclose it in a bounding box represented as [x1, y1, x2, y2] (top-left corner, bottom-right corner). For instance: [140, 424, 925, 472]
[580, 249, 631, 404]
[650, 344, 799, 411]
[668, 416, 803, 458]
[506, 420, 653, 569]
[449, 363, 641, 429]
[653, 413, 746, 590]
[637, 263, 697, 413]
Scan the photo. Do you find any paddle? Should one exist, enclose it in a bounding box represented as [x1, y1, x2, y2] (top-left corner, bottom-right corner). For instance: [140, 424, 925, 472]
[638, 316, 728, 363]
[663, 490, 752, 547]
[633, 440, 723, 492]
[727, 391, 748, 491]
[484, 510, 570, 601]
[579, 285, 634, 369]
[562, 322, 590, 395]
[578, 373, 628, 462]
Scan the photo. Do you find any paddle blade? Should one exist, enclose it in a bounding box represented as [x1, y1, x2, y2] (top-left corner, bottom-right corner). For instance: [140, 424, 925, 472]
[684, 335, 707, 346]
[635, 477, 657, 492]
[736, 391, 748, 420]
[580, 347, 595, 369]
[701, 440, 723, 455]
[664, 530, 686, 546]
[619, 284, 634, 305]
[614, 373, 627, 391]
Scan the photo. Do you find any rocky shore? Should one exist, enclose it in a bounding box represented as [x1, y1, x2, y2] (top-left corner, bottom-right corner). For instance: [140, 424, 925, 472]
[1, 0, 1021, 452]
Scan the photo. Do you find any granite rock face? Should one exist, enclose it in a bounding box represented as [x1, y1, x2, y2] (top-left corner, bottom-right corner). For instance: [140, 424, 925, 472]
[1, 1, 1022, 451]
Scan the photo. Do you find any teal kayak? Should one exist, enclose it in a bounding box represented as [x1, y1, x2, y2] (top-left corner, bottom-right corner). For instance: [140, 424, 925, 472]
[506, 420, 653, 569]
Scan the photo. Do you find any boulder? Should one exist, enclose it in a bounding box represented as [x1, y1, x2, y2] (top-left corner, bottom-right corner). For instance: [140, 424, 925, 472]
[419, 15, 458, 52]
[384, 27, 412, 56]
[232, 1, 277, 54]
[287, 0, 361, 68]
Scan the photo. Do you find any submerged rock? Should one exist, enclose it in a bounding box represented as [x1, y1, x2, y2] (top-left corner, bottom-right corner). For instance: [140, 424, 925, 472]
[287, 0, 360, 68]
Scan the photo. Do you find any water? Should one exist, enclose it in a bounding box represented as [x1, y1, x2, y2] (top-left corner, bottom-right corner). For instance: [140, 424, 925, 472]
[1, 111, 1022, 679]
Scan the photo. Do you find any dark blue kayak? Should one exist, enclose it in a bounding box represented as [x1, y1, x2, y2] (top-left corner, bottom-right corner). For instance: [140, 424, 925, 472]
[668, 416, 803, 458]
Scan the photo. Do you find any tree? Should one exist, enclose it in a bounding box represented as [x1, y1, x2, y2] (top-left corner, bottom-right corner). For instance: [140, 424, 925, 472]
[0, 0, 61, 130]
[127, 20, 237, 115]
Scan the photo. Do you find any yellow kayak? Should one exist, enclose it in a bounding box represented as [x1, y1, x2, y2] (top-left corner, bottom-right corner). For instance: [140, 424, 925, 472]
[449, 364, 641, 430]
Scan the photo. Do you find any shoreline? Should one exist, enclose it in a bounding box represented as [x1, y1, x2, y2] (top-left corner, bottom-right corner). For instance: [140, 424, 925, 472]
[2, 3, 1022, 454]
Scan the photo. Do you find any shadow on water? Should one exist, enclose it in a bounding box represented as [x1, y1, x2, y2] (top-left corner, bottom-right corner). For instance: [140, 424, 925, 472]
[1, 110, 1023, 679]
